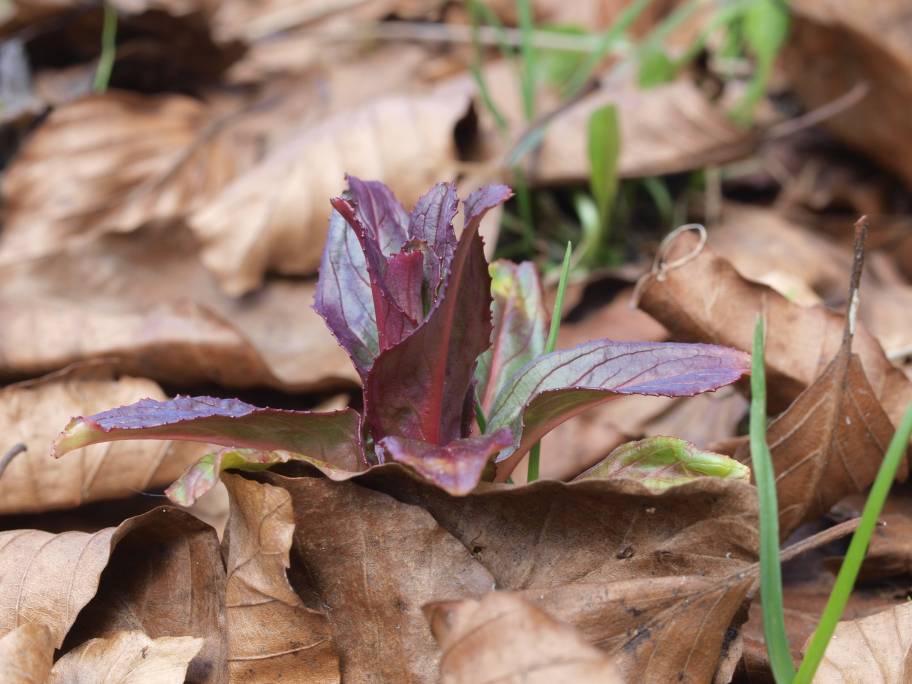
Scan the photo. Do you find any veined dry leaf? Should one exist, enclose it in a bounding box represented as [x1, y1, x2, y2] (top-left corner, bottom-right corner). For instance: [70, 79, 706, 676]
[0, 507, 225, 684]
[425, 591, 623, 683]
[221, 475, 338, 682]
[364, 467, 759, 683]
[262, 472, 495, 683]
[636, 230, 912, 425]
[0, 92, 244, 263]
[0, 623, 54, 684]
[60, 508, 226, 684]
[0, 224, 355, 389]
[49, 631, 203, 684]
[733, 341, 900, 537]
[190, 88, 472, 294]
[783, 0, 912, 187]
[0, 370, 206, 515]
[803, 603, 912, 683]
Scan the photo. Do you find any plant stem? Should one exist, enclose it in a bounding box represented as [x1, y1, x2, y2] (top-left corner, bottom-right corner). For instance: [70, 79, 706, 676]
[794, 399, 912, 683]
[474, 401, 487, 433]
[528, 242, 573, 482]
[93, 3, 118, 92]
[750, 315, 796, 683]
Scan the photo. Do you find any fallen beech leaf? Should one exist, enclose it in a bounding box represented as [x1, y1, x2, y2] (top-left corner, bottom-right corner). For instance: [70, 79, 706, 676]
[50, 631, 203, 684]
[60, 508, 226, 684]
[783, 0, 912, 187]
[0, 371, 205, 515]
[0, 223, 355, 390]
[190, 89, 473, 294]
[0, 623, 54, 684]
[366, 468, 759, 683]
[734, 343, 899, 537]
[803, 602, 912, 683]
[263, 472, 495, 683]
[0, 507, 225, 684]
[827, 490, 912, 581]
[0, 92, 243, 263]
[222, 475, 338, 682]
[578, 436, 750, 491]
[637, 230, 912, 425]
[425, 591, 623, 683]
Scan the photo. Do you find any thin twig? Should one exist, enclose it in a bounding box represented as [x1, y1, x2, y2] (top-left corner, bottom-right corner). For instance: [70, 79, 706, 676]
[0, 443, 26, 479]
[765, 82, 869, 142]
[843, 216, 868, 347]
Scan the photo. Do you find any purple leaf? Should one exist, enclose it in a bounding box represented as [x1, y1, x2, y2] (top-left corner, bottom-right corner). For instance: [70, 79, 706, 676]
[485, 340, 751, 480]
[346, 175, 409, 255]
[53, 395, 365, 469]
[364, 186, 511, 445]
[407, 182, 458, 293]
[314, 209, 379, 377]
[475, 261, 548, 416]
[377, 428, 513, 495]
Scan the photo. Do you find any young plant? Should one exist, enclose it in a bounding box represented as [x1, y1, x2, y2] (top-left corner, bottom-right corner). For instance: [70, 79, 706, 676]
[53, 177, 750, 503]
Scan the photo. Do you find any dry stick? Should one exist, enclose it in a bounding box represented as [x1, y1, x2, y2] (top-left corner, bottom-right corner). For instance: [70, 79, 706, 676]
[0, 443, 26, 479]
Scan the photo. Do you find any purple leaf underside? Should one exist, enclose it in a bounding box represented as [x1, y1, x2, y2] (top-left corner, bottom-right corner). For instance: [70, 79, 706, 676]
[53, 395, 365, 471]
[487, 340, 751, 480]
[377, 428, 513, 495]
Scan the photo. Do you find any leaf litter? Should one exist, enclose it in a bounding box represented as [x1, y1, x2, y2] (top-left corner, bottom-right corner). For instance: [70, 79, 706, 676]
[3, 2, 912, 682]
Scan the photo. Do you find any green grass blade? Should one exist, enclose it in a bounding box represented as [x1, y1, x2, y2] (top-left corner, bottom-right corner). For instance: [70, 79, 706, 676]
[586, 104, 620, 265]
[474, 400, 488, 433]
[528, 242, 573, 482]
[750, 315, 796, 683]
[92, 3, 118, 92]
[794, 398, 912, 683]
[517, 0, 537, 122]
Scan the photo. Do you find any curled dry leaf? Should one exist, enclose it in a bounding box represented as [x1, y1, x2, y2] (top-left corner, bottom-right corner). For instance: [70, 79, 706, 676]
[50, 631, 203, 684]
[783, 0, 912, 187]
[578, 435, 750, 492]
[636, 230, 912, 425]
[425, 591, 623, 683]
[0, 224, 355, 389]
[364, 467, 759, 683]
[262, 472, 495, 683]
[0, 623, 54, 684]
[221, 474, 338, 682]
[0, 370, 206, 515]
[0, 508, 225, 682]
[190, 88, 473, 294]
[803, 602, 912, 683]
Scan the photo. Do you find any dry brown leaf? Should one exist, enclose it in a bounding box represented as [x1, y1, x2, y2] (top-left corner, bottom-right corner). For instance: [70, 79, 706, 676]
[59, 508, 226, 684]
[0, 507, 225, 684]
[827, 489, 912, 581]
[783, 0, 912, 187]
[733, 341, 900, 538]
[49, 631, 203, 684]
[0, 370, 206, 515]
[0, 92, 245, 263]
[0, 623, 54, 684]
[262, 472, 495, 683]
[425, 591, 623, 683]
[710, 205, 912, 356]
[190, 86, 472, 294]
[0, 224, 355, 390]
[804, 602, 912, 683]
[362, 467, 758, 683]
[636, 230, 912, 426]
[222, 474, 339, 683]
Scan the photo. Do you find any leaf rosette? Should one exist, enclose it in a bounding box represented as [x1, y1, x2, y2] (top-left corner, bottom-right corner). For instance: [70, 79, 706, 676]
[53, 177, 751, 501]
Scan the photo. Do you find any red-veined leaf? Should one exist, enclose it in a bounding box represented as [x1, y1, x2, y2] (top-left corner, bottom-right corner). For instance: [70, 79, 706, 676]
[487, 340, 751, 480]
